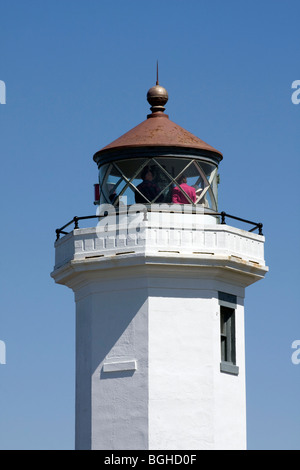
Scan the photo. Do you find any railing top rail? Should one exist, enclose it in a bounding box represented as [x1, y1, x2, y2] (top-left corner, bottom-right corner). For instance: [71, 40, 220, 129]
[55, 207, 263, 241]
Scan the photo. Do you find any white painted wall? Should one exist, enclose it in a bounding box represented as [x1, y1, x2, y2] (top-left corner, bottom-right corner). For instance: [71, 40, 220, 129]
[51, 213, 267, 450]
[75, 279, 149, 450]
[148, 284, 246, 450]
[148, 292, 216, 449]
[72, 273, 247, 450]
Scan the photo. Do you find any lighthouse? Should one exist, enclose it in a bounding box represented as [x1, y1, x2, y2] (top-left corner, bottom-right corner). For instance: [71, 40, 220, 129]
[51, 78, 268, 450]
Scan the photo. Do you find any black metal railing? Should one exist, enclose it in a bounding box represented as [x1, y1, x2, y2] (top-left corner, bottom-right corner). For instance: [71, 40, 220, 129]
[55, 208, 263, 241]
[219, 211, 263, 235]
[55, 215, 100, 240]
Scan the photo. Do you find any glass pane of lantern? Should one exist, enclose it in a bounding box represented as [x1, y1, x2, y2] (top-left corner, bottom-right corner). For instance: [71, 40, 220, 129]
[115, 158, 148, 180]
[98, 164, 125, 204]
[203, 189, 213, 209]
[209, 171, 218, 210]
[99, 157, 218, 207]
[113, 159, 167, 205]
[98, 164, 111, 204]
[193, 161, 218, 209]
[120, 180, 145, 206]
[153, 158, 197, 204]
[114, 159, 154, 205]
[150, 159, 174, 203]
[134, 164, 165, 204]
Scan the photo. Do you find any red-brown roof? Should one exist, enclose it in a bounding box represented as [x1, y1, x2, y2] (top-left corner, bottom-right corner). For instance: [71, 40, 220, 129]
[97, 113, 222, 158]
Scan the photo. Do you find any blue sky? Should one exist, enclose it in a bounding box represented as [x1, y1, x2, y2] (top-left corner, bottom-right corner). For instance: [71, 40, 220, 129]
[0, 0, 299, 450]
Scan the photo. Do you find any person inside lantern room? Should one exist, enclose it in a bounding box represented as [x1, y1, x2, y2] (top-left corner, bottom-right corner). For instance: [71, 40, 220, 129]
[172, 174, 197, 204]
[135, 166, 163, 203]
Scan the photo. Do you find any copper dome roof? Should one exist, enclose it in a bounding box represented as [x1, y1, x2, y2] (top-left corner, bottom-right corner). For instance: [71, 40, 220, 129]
[93, 82, 223, 162]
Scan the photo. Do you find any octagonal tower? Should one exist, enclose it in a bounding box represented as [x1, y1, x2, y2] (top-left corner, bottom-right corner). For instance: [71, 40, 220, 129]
[52, 78, 268, 450]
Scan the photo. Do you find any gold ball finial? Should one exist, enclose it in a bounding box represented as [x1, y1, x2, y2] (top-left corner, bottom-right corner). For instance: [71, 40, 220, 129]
[147, 61, 168, 115]
[147, 84, 168, 113]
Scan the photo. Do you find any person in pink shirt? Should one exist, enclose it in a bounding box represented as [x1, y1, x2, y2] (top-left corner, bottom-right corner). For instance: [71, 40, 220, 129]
[172, 174, 197, 204]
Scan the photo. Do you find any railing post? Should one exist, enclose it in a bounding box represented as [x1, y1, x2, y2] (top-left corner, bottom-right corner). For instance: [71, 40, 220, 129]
[221, 211, 226, 224]
[55, 229, 60, 241]
[258, 223, 263, 236]
[74, 216, 79, 229]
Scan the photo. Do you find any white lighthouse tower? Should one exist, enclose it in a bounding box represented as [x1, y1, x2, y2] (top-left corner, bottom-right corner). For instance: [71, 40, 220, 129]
[51, 79, 268, 450]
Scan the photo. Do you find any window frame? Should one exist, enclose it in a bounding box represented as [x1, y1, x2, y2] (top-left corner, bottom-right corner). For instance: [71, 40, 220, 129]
[218, 292, 239, 376]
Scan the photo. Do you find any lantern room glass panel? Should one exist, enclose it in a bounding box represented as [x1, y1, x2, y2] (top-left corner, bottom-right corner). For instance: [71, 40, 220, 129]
[98, 157, 219, 210]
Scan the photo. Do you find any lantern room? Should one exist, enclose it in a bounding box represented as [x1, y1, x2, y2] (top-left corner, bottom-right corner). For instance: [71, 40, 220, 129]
[93, 81, 223, 210]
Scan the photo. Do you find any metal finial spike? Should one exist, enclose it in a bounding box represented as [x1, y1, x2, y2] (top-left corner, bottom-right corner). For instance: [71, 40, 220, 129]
[156, 60, 159, 85]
